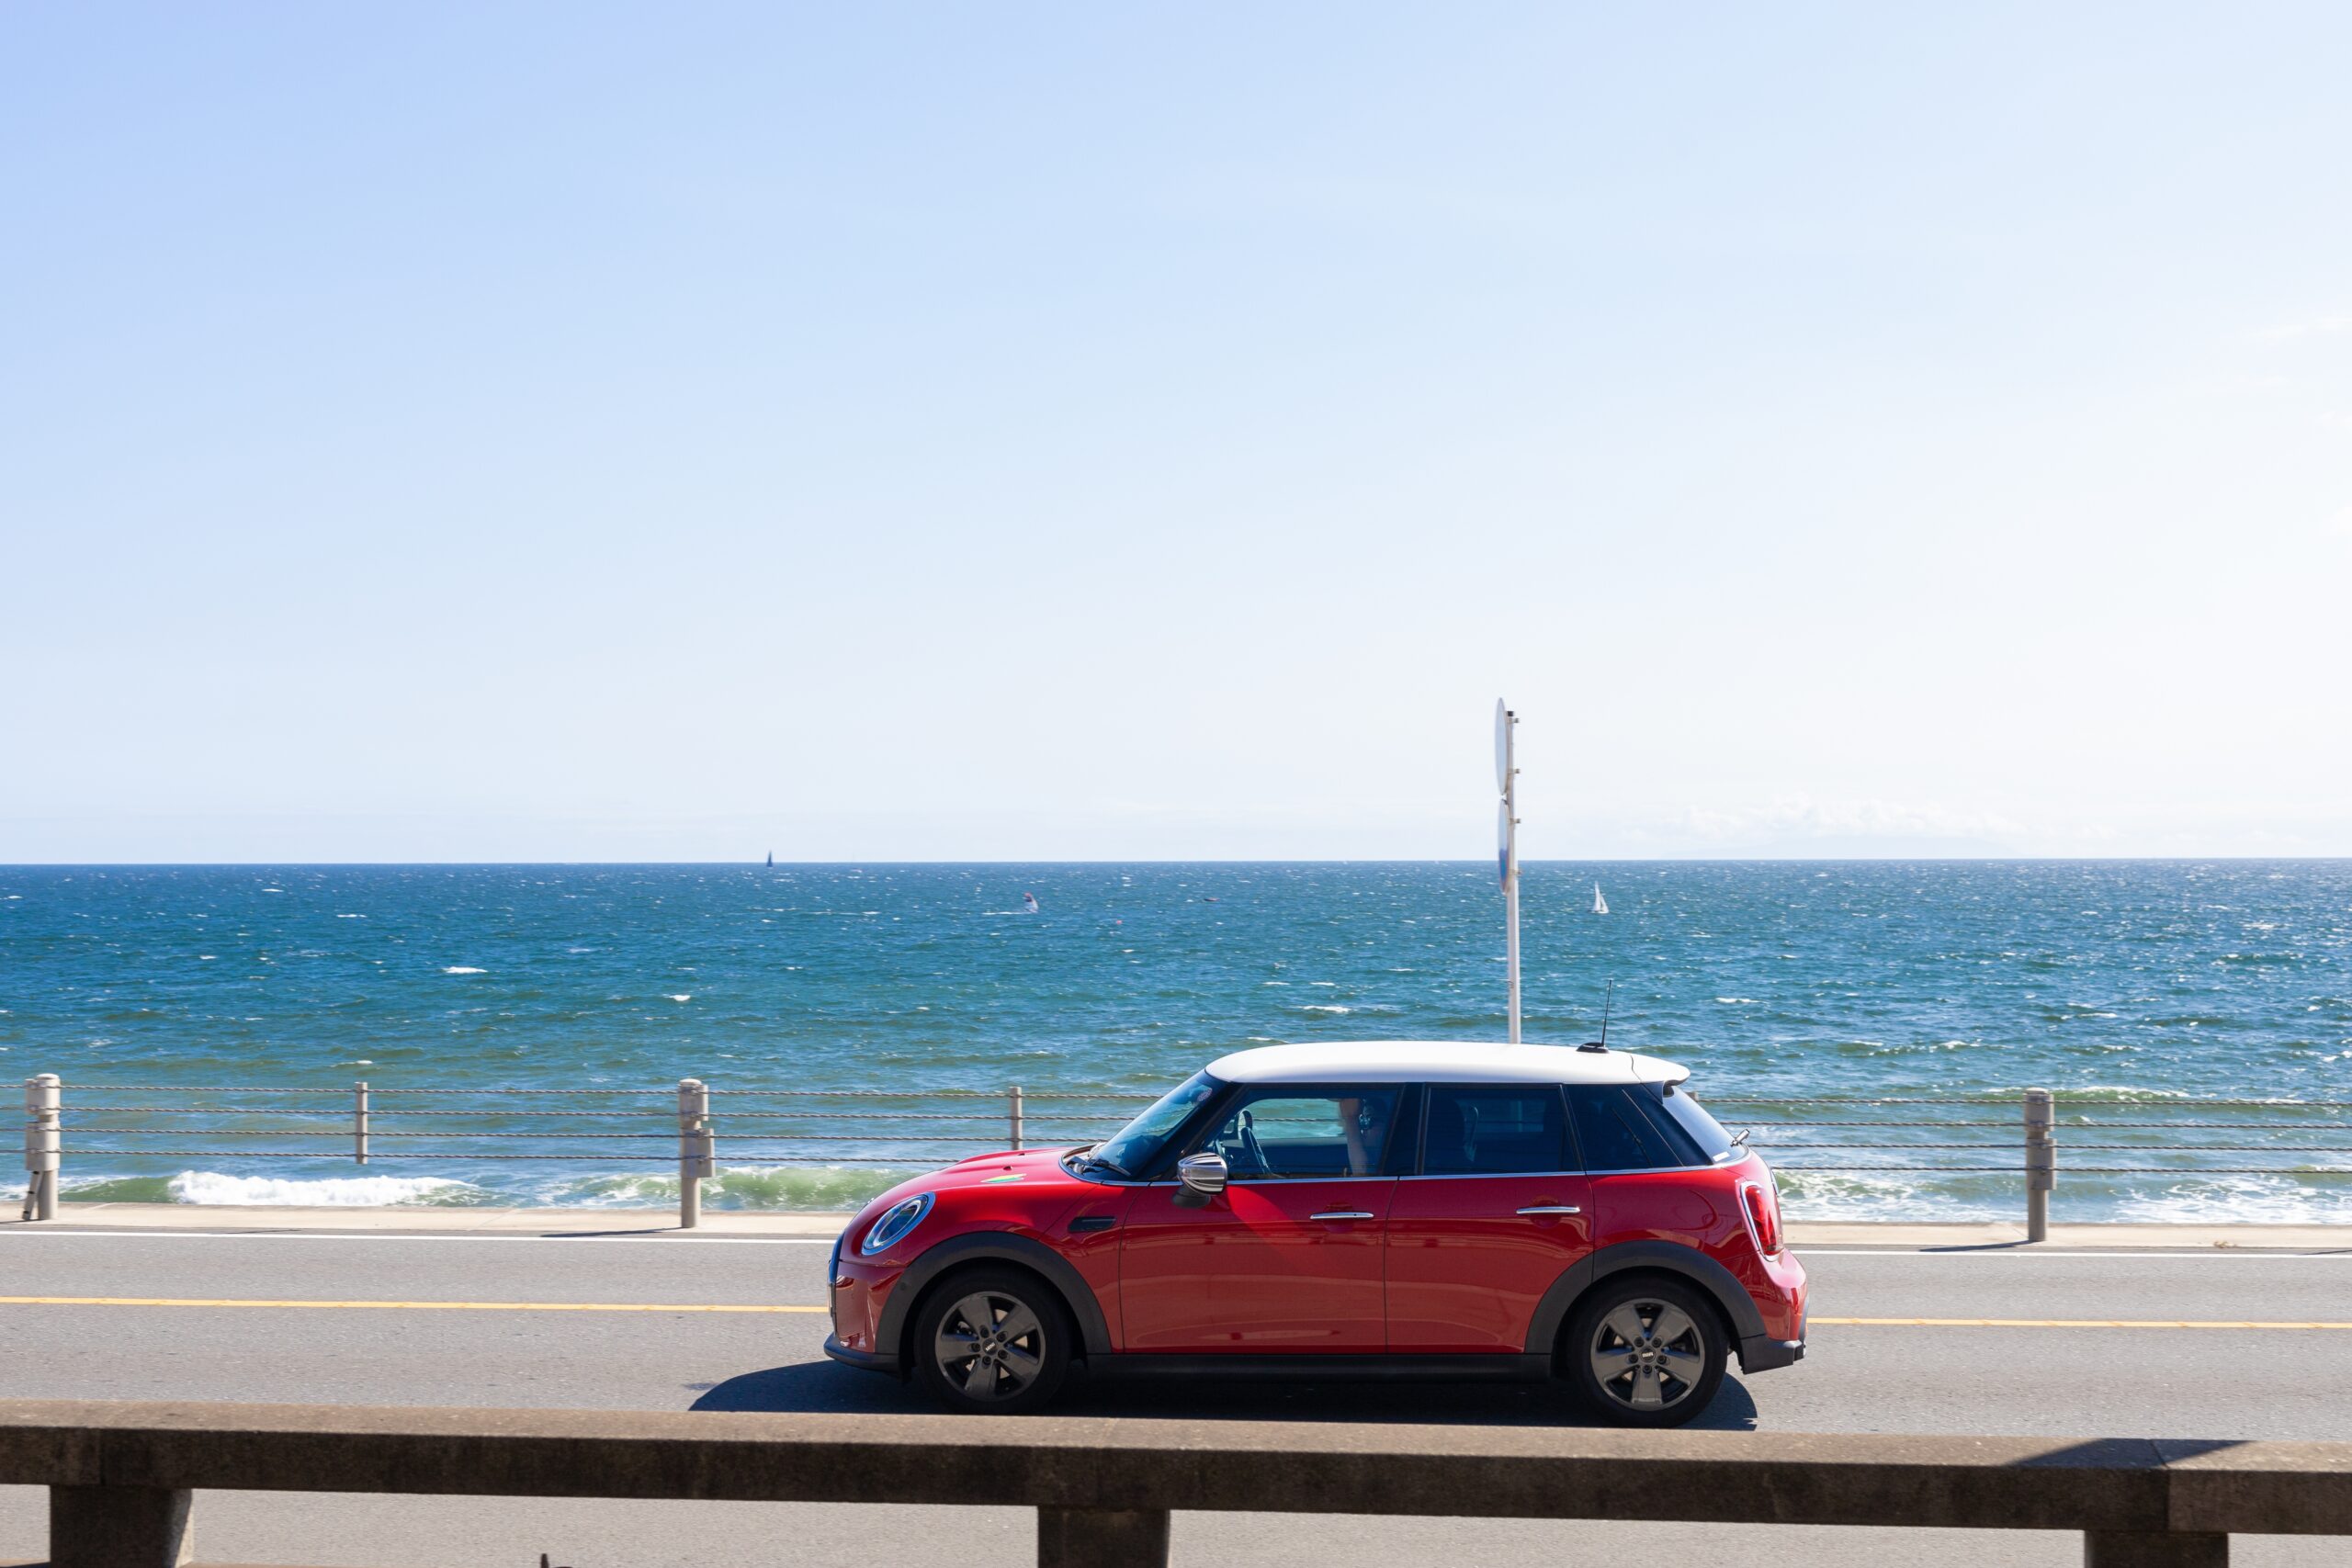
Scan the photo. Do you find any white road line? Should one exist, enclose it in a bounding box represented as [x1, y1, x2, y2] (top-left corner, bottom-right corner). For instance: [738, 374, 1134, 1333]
[0, 1230, 835, 1245]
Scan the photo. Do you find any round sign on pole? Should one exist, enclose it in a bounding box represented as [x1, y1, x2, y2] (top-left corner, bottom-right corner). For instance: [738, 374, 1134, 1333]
[1497, 798, 1514, 890]
[1493, 698, 1511, 795]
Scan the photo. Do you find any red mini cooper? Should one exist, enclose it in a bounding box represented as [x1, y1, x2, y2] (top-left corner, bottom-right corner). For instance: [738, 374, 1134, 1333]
[826, 1041, 1806, 1426]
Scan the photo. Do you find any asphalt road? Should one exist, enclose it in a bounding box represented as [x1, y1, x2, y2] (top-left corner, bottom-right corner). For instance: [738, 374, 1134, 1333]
[2, 1227, 2348, 1567]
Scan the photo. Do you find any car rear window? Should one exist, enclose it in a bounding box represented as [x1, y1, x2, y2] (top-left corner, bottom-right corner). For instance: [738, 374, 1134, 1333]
[1422, 1085, 1569, 1174]
[1566, 1086, 1679, 1171]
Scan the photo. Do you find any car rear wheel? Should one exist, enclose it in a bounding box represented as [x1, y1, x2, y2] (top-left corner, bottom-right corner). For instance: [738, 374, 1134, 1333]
[1565, 1277, 1726, 1427]
[911, 1268, 1073, 1415]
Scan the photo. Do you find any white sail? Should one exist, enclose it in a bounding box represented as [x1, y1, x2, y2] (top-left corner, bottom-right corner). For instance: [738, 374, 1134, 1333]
[1592, 883, 1608, 915]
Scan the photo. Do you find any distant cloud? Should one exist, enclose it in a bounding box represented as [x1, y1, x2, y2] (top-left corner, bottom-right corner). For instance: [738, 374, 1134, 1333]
[1692, 796, 2023, 841]
[1622, 796, 2027, 854]
[2256, 315, 2352, 342]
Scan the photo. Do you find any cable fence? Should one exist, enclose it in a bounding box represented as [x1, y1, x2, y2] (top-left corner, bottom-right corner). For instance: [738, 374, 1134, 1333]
[20, 1073, 2352, 1232]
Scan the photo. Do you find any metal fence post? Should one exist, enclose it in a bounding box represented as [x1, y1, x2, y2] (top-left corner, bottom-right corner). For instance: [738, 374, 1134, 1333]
[24, 1074, 62, 1223]
[1010, 1084, 1024, 1151]
[678, 1078, 712, 1230]
[354, 1080, 369, 1167]
[2024, 1088, 2053, 1243]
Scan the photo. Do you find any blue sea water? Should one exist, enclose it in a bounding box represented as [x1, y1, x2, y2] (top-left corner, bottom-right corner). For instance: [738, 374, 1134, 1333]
[3, 862, 2348, 1220]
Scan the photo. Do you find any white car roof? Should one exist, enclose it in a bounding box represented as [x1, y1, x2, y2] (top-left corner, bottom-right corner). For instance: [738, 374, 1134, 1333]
[1204, 1041, 1689, 1087]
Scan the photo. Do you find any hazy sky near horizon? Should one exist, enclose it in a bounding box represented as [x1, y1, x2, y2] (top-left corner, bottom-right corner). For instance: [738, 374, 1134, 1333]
[6, 4, 2350, 863]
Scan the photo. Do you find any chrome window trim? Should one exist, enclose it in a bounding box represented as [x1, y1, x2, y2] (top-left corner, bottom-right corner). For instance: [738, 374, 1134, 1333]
[1400, 1163, 1712, 1179]
[1397, 1169, 1581, 1182]
[1222, 1174, 1399, 1187]
[1134, 1176, 1397, 1188]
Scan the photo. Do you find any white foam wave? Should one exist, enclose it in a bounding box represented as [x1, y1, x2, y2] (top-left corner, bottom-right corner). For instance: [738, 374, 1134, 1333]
[167, 1170, 478, 1207]
[664, 993, 692, 1002]
[2109, 1173, 2352, 1224]
[443, 965, 486, 975]
[1775, 1168, 2006, 1223]
[1299, 1004, 1351, 1014]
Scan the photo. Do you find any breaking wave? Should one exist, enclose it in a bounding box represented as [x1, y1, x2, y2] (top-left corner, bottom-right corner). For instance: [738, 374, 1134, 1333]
[62, 1170, 490, 1207]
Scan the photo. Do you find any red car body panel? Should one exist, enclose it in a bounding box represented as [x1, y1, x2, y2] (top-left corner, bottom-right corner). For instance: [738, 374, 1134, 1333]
[1122, 1176, 1391, 1351]
[1387, 1172, 1594, 1352]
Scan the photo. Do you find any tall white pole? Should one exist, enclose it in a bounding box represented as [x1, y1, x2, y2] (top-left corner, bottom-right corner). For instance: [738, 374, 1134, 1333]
[1498, 702, 1521, 1044]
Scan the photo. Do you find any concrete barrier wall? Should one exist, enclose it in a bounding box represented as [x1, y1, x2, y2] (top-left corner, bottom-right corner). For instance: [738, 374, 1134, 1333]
[3, 1401, 2349, 1567]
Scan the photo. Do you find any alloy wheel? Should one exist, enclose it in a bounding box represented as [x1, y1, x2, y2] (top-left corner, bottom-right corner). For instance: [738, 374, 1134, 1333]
[931, 1290, 1048, 1401]
[1587, 1298, 1707, 1412]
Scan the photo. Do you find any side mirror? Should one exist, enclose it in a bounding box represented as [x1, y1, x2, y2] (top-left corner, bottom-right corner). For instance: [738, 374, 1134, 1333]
[1172, 1152, 1227, 1207]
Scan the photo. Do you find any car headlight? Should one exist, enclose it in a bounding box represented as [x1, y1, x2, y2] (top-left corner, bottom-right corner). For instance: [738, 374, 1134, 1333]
[858, 1192, 933, 1256]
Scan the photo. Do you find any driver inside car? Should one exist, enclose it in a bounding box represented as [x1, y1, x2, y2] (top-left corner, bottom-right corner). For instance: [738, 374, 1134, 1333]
[1338, 1093, 1391, 1175]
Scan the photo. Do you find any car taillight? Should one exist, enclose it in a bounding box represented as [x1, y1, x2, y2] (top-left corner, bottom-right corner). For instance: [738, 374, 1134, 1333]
[1740, 1179, 1782, 1257]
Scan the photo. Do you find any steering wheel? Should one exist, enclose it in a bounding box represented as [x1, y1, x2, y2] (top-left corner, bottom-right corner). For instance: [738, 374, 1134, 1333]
[1237, 1108, 1270, 1177]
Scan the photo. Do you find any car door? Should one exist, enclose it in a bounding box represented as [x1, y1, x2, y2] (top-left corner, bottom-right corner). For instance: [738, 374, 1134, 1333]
[1118, 1084, 1403, 1353]
[1385, 1082, 1592, 1353]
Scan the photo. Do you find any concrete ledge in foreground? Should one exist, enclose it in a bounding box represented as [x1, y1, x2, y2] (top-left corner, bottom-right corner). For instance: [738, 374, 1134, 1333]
[1, 1400, 2350, 1538]
[4, 1203, 2346, 1249]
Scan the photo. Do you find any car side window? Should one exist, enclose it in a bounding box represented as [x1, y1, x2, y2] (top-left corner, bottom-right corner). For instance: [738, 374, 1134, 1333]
[1195, 1087, 1402, 1179]
[1566, 1085, 1678, 1171]
[1421, 1084, 1569, 1175]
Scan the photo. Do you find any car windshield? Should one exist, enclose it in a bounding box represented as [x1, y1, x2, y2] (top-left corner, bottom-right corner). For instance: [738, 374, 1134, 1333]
[1090, 1070, 1219, 1176]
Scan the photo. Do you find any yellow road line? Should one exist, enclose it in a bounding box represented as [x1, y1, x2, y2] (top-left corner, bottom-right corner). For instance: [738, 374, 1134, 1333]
[0, 1296, 825, 1314]
[1815, 1315, 2352, 1329]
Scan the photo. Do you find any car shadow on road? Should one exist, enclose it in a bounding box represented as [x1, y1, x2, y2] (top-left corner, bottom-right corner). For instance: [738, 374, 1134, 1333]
[689, 1359, 1759, 1431]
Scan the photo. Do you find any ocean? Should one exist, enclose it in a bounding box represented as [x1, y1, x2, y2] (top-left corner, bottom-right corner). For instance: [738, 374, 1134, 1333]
[4, 861, 2348, 1221]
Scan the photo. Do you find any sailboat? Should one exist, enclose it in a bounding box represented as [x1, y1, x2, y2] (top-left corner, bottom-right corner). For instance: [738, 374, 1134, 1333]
[1592, 883, 1608, 915]
[765, 852, 774, 868]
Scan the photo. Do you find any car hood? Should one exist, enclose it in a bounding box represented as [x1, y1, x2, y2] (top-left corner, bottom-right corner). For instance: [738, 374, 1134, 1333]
[846, 1145, 1087, 1232]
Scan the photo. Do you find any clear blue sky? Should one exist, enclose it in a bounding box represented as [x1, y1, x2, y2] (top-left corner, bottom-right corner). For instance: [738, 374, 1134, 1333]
[5, 4, 2348, 863]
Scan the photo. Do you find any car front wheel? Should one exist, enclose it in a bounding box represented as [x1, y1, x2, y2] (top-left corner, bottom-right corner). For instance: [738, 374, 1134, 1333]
[910, 1267, 1073, 1415]
[1565, 1277, 1727, 1427]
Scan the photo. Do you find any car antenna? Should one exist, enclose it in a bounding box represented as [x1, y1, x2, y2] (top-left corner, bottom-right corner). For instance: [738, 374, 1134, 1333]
[1579, 979, 1614, 1053]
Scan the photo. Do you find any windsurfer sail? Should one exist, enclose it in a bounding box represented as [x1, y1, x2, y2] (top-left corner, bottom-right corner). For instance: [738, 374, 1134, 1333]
[1592, 883, 1608, 915]
[1022, 892, 1040, 915]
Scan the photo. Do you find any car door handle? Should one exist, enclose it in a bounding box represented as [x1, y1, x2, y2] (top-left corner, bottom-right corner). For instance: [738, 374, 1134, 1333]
[1516, 1205, 1581, 1216]
[1309, 1210, 1377, 1222]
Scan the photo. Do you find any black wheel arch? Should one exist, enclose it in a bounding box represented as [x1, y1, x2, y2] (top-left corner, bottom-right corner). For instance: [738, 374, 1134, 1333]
[1526, 1240, 1765, 1365]
[879, 1231, 1114, 1373]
